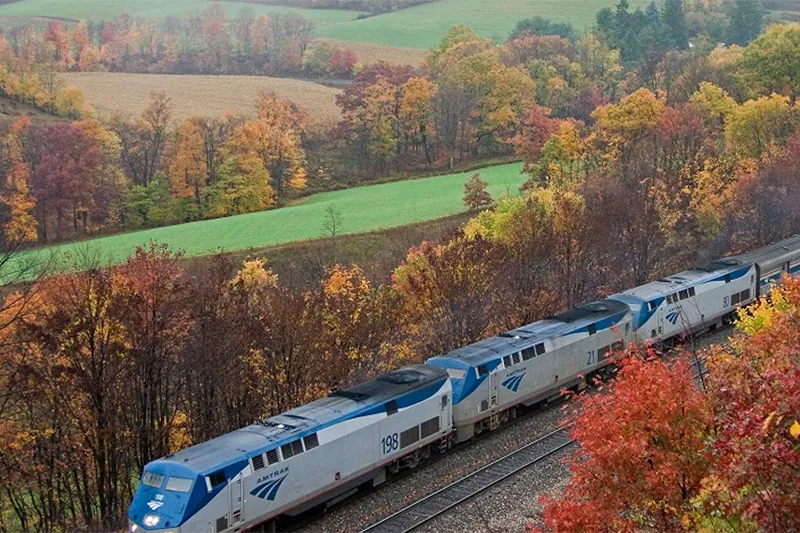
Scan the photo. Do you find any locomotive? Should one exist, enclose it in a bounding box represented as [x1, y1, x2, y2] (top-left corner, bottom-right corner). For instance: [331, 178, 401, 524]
[128, 235, 800, 533]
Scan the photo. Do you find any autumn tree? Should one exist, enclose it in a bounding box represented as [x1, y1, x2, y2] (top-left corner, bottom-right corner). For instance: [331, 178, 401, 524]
[30, 122, 103, 241]
[463, 172, 492, 210]
[741, 24, 800, 101]
[701, 279, 800, 531]
[725, 93, 796, 159]
[514, 104, 560, 176]
[1, 117, 37, 244]
[317, 265, 402, 386]
[400, 77, 437, 164]
[393, 233, 507, 357]
[232, 93, 307, 200]
[114, 91, 172, 186]
[20, 264, 134, 528]
[531, 351, 713, 532]
[169, 116, 208, 205]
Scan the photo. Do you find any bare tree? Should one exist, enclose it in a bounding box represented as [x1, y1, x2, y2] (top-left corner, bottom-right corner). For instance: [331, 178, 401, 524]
[322, 204, 344, 239]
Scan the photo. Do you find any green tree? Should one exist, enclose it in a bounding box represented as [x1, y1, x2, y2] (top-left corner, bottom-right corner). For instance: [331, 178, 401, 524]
[662, 0, 688, 49]
[728, 0, 763, 46]
[741, 24, 800, 101]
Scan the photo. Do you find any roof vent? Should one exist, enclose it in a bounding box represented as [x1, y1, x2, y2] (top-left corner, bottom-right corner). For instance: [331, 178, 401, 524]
[378, 369, 424, 385]
[580, 302, 609, 312]
[329, 390, 369, 401]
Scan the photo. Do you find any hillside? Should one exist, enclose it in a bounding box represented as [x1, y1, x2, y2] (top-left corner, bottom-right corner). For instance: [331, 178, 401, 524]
[15, 163, 525, 275]
[315, 0, 648, 48]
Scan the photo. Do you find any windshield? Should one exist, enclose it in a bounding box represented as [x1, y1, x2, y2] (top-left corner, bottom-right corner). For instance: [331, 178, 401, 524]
[141, 471, 164, 488]
[165, 476, 193, 493]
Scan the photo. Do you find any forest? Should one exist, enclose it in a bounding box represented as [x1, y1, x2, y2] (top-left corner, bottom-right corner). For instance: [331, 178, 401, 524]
[1, 0, 799, 530]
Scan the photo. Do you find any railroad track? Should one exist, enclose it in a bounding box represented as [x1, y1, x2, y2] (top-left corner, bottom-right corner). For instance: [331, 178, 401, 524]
[357, 426, 575, 533]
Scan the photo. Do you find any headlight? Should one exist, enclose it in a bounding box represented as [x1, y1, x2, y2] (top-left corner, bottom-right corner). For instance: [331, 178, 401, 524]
[143, 515, 160, 527]
[129, 524, 138, 533]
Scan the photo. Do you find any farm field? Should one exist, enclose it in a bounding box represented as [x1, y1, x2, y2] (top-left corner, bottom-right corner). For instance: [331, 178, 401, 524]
[61, 72, 344, 123]
[312, 0, 648, 49]
[318, 38, 428, 66]
[15, 163, 525, 274]
[0, 0, 361, 25]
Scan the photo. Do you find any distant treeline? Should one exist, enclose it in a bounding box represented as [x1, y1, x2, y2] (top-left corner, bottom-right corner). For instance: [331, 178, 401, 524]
[0, 8, 361, 78]
[763, 0, 800, 11]
[222, 0, 441, 14]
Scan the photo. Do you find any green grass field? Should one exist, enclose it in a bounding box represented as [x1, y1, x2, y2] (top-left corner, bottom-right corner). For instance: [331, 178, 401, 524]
[316, 0, 647, 49]
[15, 163, 525, 275]
[0, 0, 360, 26]
[0, 0, 646, 49]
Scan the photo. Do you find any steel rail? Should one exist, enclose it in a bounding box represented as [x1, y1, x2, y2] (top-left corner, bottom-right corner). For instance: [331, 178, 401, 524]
[357, 425, 575, 533]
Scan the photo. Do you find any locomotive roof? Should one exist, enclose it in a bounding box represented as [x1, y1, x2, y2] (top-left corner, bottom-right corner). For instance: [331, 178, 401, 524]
[612, 235, 800, 304]
[154, 364, 448, 475]
[428, 299, 629, 368]
[720, 234, 800, 272]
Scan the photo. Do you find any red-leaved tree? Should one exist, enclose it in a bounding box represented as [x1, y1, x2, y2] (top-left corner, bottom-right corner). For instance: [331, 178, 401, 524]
[531, 350, 713, 532]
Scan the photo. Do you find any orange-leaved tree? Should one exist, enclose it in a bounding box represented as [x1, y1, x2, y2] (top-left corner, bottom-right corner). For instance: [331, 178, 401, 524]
[462, 172, 492, 211]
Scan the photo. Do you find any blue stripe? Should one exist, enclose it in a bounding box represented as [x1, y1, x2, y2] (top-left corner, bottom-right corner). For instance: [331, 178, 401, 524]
[635, 297, 665, 330]
[705, 265, 753, 285]
[569, 311, 629, 335]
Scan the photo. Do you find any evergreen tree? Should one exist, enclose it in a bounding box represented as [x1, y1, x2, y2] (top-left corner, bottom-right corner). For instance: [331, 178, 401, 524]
[729, 0, 764, 46]
[662, 0, 688, 49]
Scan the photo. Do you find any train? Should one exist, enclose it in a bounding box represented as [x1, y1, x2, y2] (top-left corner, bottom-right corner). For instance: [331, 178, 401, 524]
[128, 234, 800, 533]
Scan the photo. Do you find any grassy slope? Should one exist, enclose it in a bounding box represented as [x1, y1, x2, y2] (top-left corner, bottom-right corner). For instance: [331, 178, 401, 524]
[309, 0, 646, 49]
[17, 163, 525, 272]
[0, 0, 360, 25]
[0, 0, 646, 49]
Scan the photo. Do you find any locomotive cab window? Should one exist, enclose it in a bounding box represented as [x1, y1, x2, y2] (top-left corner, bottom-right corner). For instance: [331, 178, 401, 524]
[647, 301, 658, 312]
[503, 355, 512, 367]
[165, 476, 193, 493]
[142, 471, 164, 488]
[208, 470, 226, 488]
[446, 368, 466, 379]
[679, 289, 689, 300]
[521, 347, 536, 361]
[535, 343, 545, 356]
[251, 453, 265, 471]
[477, 364, 488, 377]
[688, 287, 696, 297]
